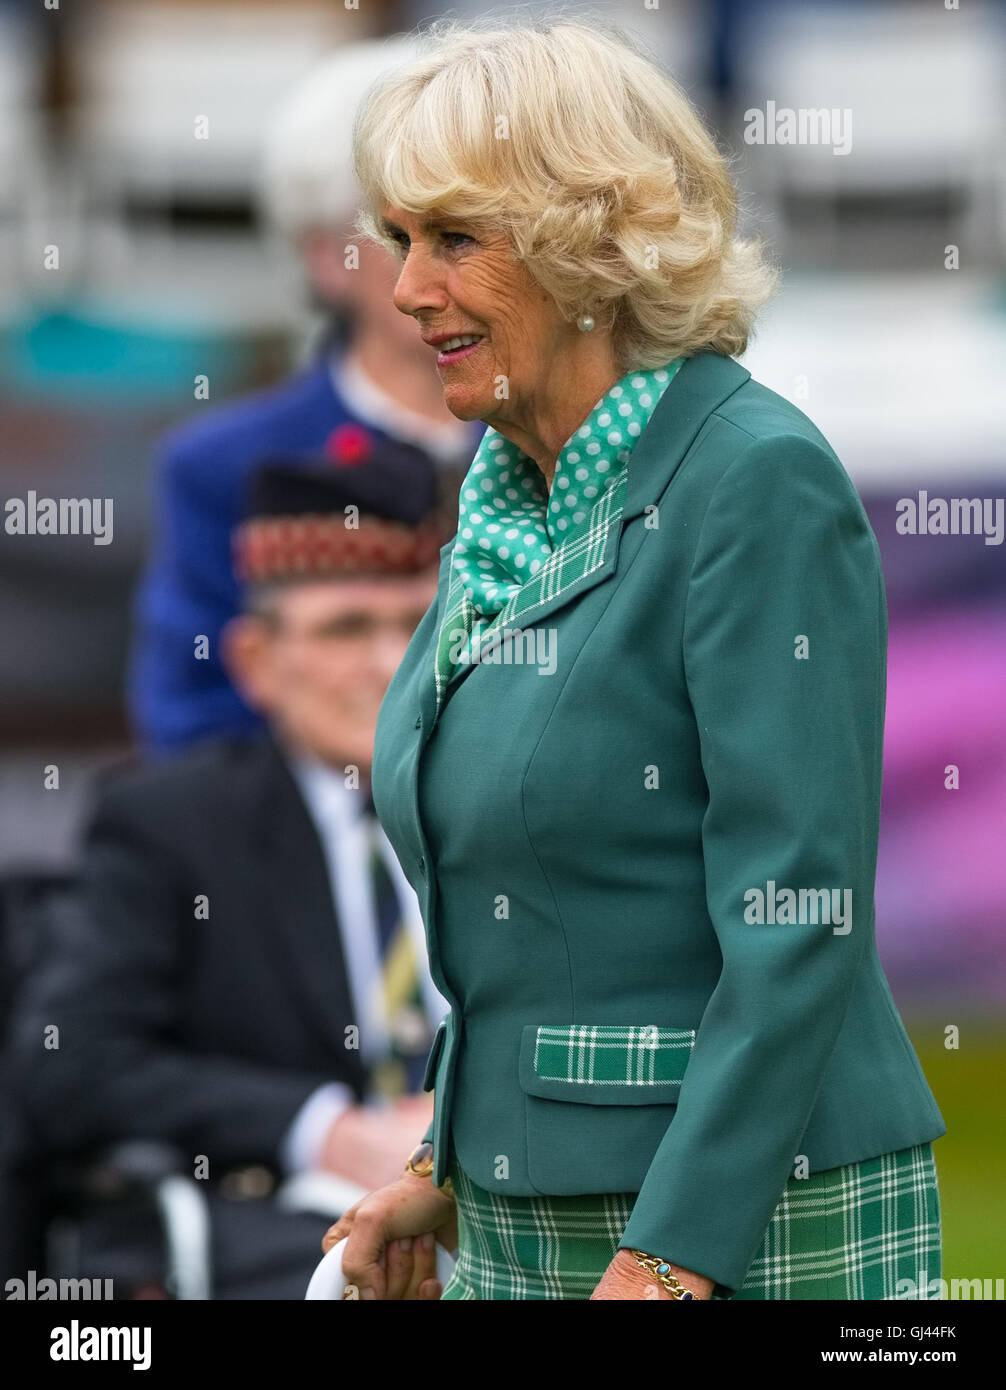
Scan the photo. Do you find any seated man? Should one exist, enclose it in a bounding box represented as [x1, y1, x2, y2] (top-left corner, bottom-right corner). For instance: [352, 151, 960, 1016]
[10, 436, 451, 1298]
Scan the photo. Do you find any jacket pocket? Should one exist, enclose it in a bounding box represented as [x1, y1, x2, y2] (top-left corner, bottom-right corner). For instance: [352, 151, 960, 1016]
[422, 1016, 449, 1093]
[518, 1023, 695, 1106]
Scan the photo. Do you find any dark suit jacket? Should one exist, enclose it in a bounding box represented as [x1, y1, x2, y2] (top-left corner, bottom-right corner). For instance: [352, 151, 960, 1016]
[12, 732, 366, 1171]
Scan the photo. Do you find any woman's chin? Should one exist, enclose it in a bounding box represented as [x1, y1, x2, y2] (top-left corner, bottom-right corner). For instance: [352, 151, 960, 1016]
[440, 383, 489, 422]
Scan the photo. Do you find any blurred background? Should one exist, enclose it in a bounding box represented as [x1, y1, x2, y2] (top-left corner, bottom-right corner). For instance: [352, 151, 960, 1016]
[0, 0, 1003, 1287]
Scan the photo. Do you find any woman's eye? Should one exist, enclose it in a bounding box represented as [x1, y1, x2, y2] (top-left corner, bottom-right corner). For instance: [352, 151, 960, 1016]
[387, 229, 473, 257]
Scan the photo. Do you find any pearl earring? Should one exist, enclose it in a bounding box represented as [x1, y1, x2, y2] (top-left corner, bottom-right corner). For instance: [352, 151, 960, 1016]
[577, 314, 595, 333]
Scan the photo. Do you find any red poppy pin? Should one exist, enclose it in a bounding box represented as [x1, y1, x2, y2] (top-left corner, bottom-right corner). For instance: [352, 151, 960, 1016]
[325, 423, 373, 466]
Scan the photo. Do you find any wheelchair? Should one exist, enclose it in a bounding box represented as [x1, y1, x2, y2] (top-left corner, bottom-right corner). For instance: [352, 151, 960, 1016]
[1, 868, 367, 1299]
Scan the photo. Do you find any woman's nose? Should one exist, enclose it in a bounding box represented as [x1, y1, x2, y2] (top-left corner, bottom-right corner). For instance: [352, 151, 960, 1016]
[392, 244, 448, 319]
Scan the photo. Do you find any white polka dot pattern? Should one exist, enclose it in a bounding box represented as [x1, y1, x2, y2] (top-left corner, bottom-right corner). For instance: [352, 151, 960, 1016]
[450, 359, 684, 623]
[434, 357, 685, 696]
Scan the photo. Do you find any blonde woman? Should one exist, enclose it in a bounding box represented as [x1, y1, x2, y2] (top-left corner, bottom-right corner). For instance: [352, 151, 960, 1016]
[322, 12, 945, 1301]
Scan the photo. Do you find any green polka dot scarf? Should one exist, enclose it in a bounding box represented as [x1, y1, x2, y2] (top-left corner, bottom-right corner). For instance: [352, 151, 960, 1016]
[434, 357, 685, 701]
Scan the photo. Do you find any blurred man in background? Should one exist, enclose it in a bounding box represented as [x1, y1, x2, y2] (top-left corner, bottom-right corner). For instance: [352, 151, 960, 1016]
[11, 441, 450, 1298]
[126, 35, 482, 754]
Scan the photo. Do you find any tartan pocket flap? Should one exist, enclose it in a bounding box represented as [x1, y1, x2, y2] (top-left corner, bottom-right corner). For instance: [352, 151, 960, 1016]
[518, 1024, 696, 1105]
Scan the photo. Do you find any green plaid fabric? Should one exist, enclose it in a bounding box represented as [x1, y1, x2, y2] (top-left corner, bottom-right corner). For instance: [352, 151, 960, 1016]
[433, 358, 685, 707]
[435, 469, 628, 707]
[532, 1024, 695, 1087]
[439, 1143, 941, 1300]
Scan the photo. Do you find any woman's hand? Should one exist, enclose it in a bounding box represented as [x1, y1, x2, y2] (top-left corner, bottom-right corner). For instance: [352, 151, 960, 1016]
[321, 1172, 458, 1300]
[590, 1249, 715, 1300]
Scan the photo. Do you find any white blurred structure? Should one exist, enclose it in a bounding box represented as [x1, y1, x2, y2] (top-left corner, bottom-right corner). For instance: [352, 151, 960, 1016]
[260, 34, 425, 238]
[4, 0, 1003, 373]
[741, 270, 1006, 485]
[732, 0, 1006, 267]
[0, 9, 46, 320]
[71, 3, 357, 206]
[398, 0, 711, 103]
[40, 3, 374, 329]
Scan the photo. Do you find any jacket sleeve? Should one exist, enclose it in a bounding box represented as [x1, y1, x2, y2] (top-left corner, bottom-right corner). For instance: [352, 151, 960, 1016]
[126, 433, 263, 753]
[11, 789, 330, 1170]
[616, 431, 888, 1294]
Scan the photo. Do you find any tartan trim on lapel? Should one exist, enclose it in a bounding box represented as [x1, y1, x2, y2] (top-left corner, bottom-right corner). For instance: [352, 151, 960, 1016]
[532, 1023, 696, 1087]
[434, 470, 627, 708]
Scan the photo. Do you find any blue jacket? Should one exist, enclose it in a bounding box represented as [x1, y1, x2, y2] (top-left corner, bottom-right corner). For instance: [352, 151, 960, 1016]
[127, 355, 483, 753]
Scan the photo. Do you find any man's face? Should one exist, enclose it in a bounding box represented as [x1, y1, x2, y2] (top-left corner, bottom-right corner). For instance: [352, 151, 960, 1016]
[229, 569, 438, 772]
[302, 227, 430, 359]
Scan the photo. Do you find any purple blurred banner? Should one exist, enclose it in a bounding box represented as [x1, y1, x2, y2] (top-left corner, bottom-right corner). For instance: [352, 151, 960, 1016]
[863, 491, 1006, 1001]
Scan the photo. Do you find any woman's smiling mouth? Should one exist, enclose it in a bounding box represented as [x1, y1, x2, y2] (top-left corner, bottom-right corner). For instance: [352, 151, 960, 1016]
[434, 334, 485, 366]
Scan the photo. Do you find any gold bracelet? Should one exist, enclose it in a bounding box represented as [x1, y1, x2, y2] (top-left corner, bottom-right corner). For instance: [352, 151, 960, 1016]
[629, 1249, 702, 1299]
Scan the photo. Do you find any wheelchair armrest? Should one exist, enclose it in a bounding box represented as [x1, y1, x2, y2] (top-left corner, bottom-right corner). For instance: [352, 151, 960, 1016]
[51, 1140, 193, 1202]
[274, 1169, 370, 1220]
[46, 1140, 211, 1299]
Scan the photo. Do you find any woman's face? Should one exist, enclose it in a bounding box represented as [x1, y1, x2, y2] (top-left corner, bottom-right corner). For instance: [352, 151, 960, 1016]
[382, 203, 576, 431]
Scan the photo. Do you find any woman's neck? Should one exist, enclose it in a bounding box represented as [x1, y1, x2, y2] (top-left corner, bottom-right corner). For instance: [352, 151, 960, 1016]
[489, 348, 622, 490]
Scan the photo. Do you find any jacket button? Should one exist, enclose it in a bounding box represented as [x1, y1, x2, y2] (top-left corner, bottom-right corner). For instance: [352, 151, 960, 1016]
[418, 857, 427, 875]
[415, 714, 422, 729]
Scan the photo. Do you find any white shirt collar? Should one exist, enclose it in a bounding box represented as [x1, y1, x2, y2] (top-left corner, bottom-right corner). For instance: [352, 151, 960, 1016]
[283, 746, 370, 831]
[277, 738, 453, 1044]
[328, 349, 473, 463]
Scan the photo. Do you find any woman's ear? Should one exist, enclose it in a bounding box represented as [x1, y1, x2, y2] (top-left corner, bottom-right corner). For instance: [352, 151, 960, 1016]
[220, 614, 274, 713]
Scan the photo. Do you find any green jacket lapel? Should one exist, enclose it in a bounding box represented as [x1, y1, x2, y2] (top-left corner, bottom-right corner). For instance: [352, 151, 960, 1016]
[620, 349, 751, 523]
[425, 350, 752, 722]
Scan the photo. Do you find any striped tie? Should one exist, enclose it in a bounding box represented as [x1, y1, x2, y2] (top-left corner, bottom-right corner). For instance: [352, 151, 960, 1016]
[363, 796, 430, 1100]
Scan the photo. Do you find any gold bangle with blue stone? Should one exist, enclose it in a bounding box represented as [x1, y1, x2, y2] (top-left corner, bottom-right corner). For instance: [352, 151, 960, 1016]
[629, 1250, 702, 1299]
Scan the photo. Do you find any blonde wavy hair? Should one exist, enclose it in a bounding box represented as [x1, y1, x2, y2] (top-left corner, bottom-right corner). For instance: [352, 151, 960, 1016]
[352, 9, 779, 373]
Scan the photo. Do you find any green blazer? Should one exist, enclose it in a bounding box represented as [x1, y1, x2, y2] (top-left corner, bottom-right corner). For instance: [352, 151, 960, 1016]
[371, 349, 946, 1294]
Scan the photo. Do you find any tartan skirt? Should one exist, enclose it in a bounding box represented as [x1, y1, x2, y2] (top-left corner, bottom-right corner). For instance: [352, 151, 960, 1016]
[439, 1142, 942, 1300]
